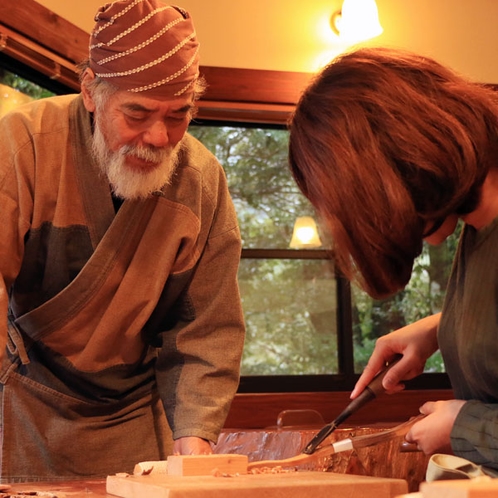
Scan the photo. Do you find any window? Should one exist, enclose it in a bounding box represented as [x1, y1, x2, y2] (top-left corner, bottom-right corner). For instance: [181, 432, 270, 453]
[189, 121, 456, 392]
[189, 124, 340, 383]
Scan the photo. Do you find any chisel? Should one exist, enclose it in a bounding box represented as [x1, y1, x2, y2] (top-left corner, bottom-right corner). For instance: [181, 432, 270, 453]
[302, 354, 403, 455]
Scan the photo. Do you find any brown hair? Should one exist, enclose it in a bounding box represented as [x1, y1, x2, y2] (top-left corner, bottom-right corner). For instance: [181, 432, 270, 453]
[289, 47, 498, 298]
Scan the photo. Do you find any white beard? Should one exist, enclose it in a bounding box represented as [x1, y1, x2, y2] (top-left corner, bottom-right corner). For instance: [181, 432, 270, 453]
[91, 119, 182, 200]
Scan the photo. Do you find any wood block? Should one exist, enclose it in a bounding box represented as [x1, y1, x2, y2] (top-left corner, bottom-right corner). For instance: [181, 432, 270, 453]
[166, 454, 248, 476]
[420, 478, 498, 497]
[107, 471, 408, 498]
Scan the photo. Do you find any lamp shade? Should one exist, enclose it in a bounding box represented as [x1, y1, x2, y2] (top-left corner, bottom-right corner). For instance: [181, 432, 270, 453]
[334, 0, 383, 44]
[289, 216, 323, 249]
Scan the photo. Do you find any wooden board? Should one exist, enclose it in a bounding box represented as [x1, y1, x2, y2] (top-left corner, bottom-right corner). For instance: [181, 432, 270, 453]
[420, 478, 498, 498]
[106, 471, 407, 498]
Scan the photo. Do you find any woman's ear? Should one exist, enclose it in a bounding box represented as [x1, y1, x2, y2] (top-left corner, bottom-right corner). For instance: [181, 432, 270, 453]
[81, 68, 96, 112]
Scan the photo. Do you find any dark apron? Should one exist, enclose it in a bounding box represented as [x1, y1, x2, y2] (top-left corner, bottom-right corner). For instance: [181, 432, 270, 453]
[0, 356, 171, 482]
[0, 198, 174, 482]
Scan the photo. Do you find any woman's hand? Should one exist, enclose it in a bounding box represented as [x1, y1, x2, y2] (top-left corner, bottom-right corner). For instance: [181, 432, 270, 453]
[350, 313, 441, 399]
[405, 400, 466, 454]
[173, 436, 213, 455]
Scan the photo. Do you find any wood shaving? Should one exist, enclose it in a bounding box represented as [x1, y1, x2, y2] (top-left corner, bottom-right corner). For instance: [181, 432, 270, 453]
[211, 465, 297, 477]
[249, 466, 296, 474]
[210, 468, 242, 477]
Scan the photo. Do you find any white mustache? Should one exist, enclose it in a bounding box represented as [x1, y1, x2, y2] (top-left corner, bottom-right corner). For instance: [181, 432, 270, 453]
[120, 144, 168, 163]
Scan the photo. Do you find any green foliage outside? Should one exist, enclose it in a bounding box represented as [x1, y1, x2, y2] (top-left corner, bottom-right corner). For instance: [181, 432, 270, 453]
[0, 69, 54, 100]
[189, 125, 312, 248]
[238, 258, 338, 375]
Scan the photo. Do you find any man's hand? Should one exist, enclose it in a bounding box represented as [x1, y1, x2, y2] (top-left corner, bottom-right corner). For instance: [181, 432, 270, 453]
[405, 399, 466, 454]
[173, 436, 213, 455]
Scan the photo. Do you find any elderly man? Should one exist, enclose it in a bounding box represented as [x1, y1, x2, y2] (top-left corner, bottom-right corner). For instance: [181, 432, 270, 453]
[0, 0, 245, 482]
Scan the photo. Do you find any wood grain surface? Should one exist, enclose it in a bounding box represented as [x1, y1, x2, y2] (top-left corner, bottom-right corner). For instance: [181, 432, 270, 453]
[1, 480, 109, 498]
[107, 472, 408, 498]
[166, 454, 248, 476]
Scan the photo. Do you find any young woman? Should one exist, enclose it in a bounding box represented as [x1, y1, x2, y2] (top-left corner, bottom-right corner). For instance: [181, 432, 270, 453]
[289, 47, 498, 471]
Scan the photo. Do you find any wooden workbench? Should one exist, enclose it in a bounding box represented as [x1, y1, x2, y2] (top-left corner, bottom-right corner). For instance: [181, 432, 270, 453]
[0, 424, 426, 496]
[1, 480, 109, 497]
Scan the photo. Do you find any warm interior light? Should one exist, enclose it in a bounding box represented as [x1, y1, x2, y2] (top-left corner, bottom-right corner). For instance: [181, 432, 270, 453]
[331, 0, 383, 44]
[289, 216, 323, 249]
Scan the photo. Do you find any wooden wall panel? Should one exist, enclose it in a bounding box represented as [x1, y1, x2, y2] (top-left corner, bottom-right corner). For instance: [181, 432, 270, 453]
[0, 0, 88, 64]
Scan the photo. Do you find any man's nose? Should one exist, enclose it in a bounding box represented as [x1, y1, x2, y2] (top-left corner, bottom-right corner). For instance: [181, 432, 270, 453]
[143, 120, 169, 148]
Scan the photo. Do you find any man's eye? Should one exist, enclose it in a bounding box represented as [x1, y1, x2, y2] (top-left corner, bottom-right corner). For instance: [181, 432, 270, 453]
[126, 114, 147, 122]
[168, 115, 188, 123]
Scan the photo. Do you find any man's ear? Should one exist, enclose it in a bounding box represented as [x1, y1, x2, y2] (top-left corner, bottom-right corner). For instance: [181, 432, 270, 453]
[81, 68, 96, 112]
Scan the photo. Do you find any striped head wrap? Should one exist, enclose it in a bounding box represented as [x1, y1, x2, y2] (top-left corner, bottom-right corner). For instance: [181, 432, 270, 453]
[89, 0, 200, 98]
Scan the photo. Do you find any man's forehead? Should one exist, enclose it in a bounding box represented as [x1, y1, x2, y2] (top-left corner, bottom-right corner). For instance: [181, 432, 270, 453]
[115, 89, 195, 111]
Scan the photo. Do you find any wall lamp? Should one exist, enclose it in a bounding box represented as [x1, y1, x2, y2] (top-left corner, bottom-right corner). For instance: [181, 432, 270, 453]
[289, 216, 323, 249]
[331, 0, 383, 44]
